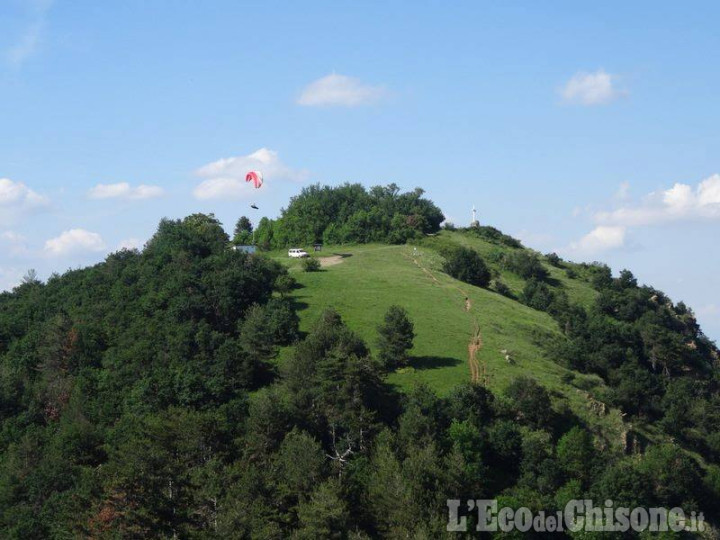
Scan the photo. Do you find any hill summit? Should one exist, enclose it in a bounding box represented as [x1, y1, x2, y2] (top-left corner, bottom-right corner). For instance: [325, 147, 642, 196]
[1, 186, 719, 537]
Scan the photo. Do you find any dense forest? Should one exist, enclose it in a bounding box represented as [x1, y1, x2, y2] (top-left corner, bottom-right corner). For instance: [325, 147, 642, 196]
[1, 200, 720, 537]
[248, 183, 445, 248]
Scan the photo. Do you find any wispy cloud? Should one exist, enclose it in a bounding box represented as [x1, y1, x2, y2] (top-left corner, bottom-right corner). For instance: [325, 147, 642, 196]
[297, 74, 387, 107]
[594, 174, 720, 226]
[4, 0, 54, 67]
[615, 181, 631, 201]
[569, 225, 627, 254]
[559, 69, 624, 106]
[568, 174, 720, 255]
[193, 148, 308, 200]
[0, 266, 24, 291]
[88, 182, 164, 200]
[0, 231, 30, 257]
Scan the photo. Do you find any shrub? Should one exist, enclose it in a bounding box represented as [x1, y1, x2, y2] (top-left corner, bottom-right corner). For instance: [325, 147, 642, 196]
[302, 257, 321, 272]
[464, 225, 523, 248]
[520, 278, 555, 311]
[557, 427, 595, 483]
[274, 274, 297, 296]
[492, 279, 514, 298]
[377, 305, 415, 369]
[565, 267, 578, 279]
[546, 252, 562, 267]
[503, 251, 549, 281]
[441, 246, 491, 287]
[504, 377, 554, 430]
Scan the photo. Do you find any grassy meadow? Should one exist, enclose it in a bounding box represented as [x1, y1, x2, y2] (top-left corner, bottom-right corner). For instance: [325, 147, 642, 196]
[269, 234, 626, 444]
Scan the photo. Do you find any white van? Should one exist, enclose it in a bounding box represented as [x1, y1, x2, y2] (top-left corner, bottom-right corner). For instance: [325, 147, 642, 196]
[288, 248, 309, 258]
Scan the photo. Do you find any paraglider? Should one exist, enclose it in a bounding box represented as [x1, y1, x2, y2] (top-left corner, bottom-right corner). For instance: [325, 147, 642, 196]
[246, 171, 263, 209]
[245, 171, 263, 189]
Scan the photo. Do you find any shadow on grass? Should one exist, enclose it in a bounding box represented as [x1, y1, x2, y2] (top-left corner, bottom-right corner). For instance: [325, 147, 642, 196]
[289, 297, 310, 313]
[408, 356, 462, 370]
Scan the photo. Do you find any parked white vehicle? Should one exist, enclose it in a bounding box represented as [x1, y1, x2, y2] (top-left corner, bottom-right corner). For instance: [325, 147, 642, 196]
[288, 248, 309, 258]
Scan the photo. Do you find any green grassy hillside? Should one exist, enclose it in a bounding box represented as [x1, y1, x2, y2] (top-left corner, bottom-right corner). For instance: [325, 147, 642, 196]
[270, 233, 625, 445]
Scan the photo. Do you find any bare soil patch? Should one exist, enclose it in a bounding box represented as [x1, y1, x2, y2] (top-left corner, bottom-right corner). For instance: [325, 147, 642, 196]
[318, 255, 345, 267]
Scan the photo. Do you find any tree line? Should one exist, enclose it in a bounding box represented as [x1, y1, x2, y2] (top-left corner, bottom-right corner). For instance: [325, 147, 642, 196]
[247, 183, 444, 248]
[0, 211, 719, 537]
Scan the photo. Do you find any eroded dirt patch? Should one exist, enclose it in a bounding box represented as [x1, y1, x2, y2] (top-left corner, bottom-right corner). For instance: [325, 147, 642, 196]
[318, 255, 345, 267]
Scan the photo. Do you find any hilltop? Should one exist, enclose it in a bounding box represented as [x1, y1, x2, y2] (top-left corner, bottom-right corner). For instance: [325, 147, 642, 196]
[0, 188, 719, 537]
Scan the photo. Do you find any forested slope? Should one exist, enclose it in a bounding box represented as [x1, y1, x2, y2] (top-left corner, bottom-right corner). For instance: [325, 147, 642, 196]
[1, 190, 719, 537]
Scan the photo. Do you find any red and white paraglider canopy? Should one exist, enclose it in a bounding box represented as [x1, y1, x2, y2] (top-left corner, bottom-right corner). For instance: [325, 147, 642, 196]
[245, 170, 263, 189]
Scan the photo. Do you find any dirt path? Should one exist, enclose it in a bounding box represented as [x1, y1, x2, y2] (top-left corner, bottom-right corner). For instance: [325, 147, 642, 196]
[468, 325, 483, 384]
[406, 249, 486, 385]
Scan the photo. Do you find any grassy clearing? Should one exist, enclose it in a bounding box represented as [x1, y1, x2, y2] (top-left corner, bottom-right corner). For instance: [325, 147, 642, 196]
[268, 236, 626, 443]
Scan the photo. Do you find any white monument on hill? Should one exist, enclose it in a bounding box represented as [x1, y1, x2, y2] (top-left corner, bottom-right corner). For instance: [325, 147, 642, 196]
[470, 206, 479, 227]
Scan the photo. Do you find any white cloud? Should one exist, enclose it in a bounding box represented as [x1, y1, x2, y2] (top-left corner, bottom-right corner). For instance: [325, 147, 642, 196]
[44, 229, 106, 256]
[193, 147, 308, 200]
[297, 74, 387, 107]
[595, 174, 720, 226]
[88, 182, 164, 200]
[4, 0, 53, 67]
[560, 69, 623, 106]
[0, 178, 48, 207]
[569, 174, 720, 257]
[570, 225, 626, 254]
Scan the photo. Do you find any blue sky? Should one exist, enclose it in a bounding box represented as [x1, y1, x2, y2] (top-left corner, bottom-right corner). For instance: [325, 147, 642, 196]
[1, 0, 719, 339]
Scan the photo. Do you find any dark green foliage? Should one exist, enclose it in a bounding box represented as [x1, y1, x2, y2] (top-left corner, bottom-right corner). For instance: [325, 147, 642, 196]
[556, 426, 595, 486]
[441, 246, 491, 287]
[0, 214, 293, 535]
[233, 215, 253, 245]
[638, 444, 702, 508]
[254, 183, 444, 247]
[302, 257, 321, 272]
[1, 209, 720, 536]
[502, 251, 549, 281]
[546, 252, 562, 267]
[274, 273, 297, 296]
[377, 305, 415, 369]
[504, 377, 555, 430]
[588, 263, 613, 290]
[520, 278, 555, 311]
[296, 478, 350, 539]
[463, 225, 523, 248]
